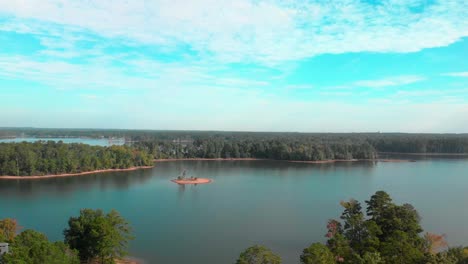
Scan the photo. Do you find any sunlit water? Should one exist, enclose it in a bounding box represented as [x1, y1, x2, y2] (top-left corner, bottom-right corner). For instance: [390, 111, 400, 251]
[1, 159, 468, 264]
[0, 137, 124, 146]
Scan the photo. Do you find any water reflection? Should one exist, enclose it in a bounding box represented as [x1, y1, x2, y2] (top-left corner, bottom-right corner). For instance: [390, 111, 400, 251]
[0, 169, 154, 199]
[4, 160, 467, 264]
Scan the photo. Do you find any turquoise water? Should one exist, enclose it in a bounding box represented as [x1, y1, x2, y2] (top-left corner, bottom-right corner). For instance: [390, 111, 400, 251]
[1, 159, 468, 263]
[0, 137, 124, 146]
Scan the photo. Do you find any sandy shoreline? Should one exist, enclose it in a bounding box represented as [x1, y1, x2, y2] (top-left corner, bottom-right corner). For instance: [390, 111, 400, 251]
[0, 166, 154, 180]
[155, 158, 411, 164]
[154, 158, 264, 162]
[289, 159, 360, 164]
[0, 157, 419, 180]
[171, 178, 213, 184]
[378, 152, 468, 156]
[155, 158, 360, 163]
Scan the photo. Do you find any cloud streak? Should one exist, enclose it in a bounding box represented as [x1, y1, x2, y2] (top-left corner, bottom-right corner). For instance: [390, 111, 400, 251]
[0, 1, 467, 132]
[354, 75, 426, 88]
[0, 0, 467, 64]
[442, 72, 468, 77]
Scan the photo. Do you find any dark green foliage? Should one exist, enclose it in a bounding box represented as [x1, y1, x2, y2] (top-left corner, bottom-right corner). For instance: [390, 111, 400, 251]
[316, 191, 468, 264]
[3, 128, 468, 154]
[379, 230, 424, 263]
[1, 229, 79, 264]
[323, 191, 429, 263]
[236, 245, 281, 264]
[300, 243, 335, 264]
[355, 252, 384, 264]
[445, 247, 468, 264]
[325, 219, 352, 261]
[3, 130, 467, 167]
[134, 137, 377, 161]
[63, 209, 133, 264]
[340, 199, 368, 253]
[368, 133, 468, 153]
[0, 141, 153, 176]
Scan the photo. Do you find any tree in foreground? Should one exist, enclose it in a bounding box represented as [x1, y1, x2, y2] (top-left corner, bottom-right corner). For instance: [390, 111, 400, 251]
[64, 209, 134, 264]
[236, 245, 281, 264]
[300, 243, 335, 264]
[313, 191, 468, 264]
[1, 229, 79, 264]
[0, 218, 21, 243]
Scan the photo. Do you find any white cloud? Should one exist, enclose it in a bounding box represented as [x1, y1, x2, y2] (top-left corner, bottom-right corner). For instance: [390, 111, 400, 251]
[1, 1, 467, 132]
[0, 0, 467, 64]
[0, 55, 269, 95]
[285, 84, 313, 90]
[354, 75, 426, 88]
[442, 72, 468, 77]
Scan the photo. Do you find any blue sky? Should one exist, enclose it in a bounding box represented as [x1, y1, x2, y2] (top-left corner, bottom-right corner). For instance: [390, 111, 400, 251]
[0, 0, 467, 132]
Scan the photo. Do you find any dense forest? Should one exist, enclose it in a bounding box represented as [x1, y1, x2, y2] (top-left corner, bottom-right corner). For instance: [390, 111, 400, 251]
[0, 141, 154, 176]
[2, 128, 468, 154]
[1, 129, 468, 170]
[133, 138, 377, 161]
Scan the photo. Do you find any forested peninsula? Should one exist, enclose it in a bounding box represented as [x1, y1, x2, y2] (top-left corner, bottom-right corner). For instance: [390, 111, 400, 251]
[1, 129, 468, 177]
[3, 128, 467, 155]
[0, 141, 154, 177]
[132, 133, 468, 161]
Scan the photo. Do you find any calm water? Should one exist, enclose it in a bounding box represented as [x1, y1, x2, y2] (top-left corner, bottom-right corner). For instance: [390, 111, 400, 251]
[1, 159, 468, 264]
[0, 137, 124, 146]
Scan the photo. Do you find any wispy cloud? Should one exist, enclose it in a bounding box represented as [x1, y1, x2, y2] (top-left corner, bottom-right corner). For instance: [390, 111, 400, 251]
[285, 84, 313, 90]
[353, 75, 426, 88]
[0, 0, 467, 64]
[441, 72, 468, 77]
[0, 1, 467, 132]
[80, 94, 100, 100]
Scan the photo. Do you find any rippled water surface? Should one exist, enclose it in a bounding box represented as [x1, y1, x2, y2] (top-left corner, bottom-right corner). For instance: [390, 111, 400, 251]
[0, 137, 124, 146]
[1, 159, 468, 264]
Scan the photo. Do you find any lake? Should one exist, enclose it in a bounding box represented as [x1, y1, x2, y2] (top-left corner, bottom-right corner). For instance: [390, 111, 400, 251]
[0, 137, 125, 146]
[1, 159, 468, 264]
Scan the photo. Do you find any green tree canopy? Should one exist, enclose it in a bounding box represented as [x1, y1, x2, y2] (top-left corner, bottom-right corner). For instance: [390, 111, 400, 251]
[63, 209, 134, 264]
[0, 141, 154, 177]
[300, 243, 335, 264]
[1, 229, 79, 264]
[236, 245, 281, 264]
[323, 191, 428, 263]
[355, 252, 384, 264]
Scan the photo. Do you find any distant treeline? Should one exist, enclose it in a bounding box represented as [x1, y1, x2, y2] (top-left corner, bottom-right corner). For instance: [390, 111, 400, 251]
[0, 141, 154, 176]
[367, 134, 468, 153]
[134, 138, 377, 161]
[129, 133, 468, 160]
[2, 128, 468, 157]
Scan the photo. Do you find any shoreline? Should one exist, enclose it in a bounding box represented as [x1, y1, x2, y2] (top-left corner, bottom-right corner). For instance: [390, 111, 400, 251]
[0, 166, 154, 180]
[154, 158, 264, 162]
[0, 156, 429, 180]
[378, 152, 468, 156]
[155, 158, 411, 163]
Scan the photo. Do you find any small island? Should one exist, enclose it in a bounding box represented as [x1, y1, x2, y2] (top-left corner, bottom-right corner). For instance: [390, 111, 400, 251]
[171, 170, 212, 185]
